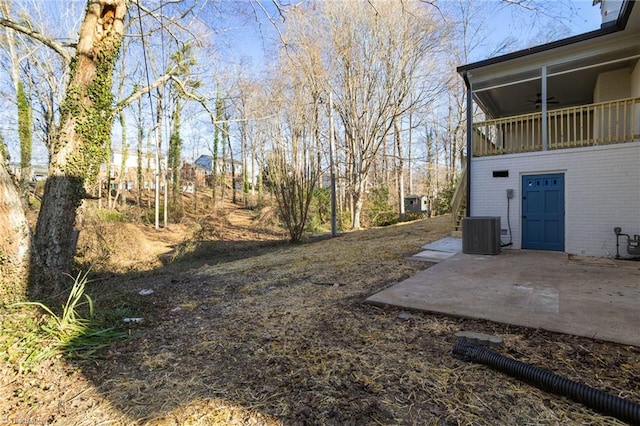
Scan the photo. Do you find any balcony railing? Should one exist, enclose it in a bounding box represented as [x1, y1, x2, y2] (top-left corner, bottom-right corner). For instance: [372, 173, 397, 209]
[472, 97, 640, 157]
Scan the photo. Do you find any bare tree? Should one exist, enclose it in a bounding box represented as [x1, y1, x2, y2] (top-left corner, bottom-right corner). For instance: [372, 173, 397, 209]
[274, 1, 445, 229]
[265, 77, 319, 243]
[0, 0, 207, 293]
[324, 1, 444, 228]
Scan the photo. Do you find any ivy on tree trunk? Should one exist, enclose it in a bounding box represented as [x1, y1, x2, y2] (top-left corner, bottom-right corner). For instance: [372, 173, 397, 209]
[17, 81, 32, 203]
[31, 0, 127, 297]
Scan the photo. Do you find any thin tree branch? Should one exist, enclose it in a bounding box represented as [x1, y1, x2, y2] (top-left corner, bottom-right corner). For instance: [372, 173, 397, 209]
[113, 73, 173, 116]
[129, 0, 197, 44]
[169, 75, 276, 125]
[252, 0, 288, 48]
[0, 17, 72, 64]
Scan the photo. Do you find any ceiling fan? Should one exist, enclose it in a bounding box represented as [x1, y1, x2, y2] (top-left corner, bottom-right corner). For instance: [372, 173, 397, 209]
[527, 93, 559, 108]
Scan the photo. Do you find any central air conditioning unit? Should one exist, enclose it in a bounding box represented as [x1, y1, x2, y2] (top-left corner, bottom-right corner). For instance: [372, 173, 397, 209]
[462, 217, 501, 255]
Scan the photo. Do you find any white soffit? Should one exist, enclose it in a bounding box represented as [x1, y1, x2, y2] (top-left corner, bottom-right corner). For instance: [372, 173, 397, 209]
[467, 32, 640, 92]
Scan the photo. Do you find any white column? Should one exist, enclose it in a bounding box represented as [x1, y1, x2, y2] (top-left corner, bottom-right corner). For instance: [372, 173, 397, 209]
[541, 65, 548, 151]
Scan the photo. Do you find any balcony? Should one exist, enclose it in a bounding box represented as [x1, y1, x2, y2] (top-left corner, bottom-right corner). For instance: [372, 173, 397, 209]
[472, 97, 640, 157]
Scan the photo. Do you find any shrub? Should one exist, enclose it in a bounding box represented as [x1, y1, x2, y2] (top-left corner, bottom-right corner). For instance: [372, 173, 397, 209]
[364, 186, 398, 227]
[431, 179, 458, 216]
[95, 208, 127, 223]
[305, 187, 332, 233]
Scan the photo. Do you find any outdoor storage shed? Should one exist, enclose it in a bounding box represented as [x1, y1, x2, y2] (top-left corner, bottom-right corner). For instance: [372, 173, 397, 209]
[404, 195, 430, 214]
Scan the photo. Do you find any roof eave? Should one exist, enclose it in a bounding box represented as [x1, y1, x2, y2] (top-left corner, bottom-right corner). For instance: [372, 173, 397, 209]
[456, 0, 635, 75]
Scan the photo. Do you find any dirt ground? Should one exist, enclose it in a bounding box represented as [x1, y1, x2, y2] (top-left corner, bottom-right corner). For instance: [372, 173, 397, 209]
[1, 201, 639, 425]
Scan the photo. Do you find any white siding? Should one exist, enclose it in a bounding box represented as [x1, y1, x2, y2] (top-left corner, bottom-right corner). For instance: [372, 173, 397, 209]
[111, 150, 159, 172]
[594, 67, 630, 103]
[470, 142, 640, 257]
[632, 60, 640, 97]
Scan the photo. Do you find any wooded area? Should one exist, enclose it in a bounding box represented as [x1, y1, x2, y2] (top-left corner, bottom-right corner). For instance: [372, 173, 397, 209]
[0, 0, 580, 298]
[4, 2, 632, 425]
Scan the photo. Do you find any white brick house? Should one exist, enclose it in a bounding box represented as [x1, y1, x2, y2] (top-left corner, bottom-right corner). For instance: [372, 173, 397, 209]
[107, 148, 163, 190]
[456, 0, 640, 257]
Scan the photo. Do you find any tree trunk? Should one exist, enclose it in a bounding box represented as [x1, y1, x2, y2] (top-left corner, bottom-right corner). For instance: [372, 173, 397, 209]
[136, 96, 143, 206]
[112, 112, 128, 207]
[32, 0, 126, 296]
[408, 112, 413, 195]
[211, 92, 223, 205]
[352, 190, 364, 230]
[226, 121, 236, 204]
[395, 119, 405, 220]
[351, 174, 366, 229]
[154, 88, 163, 230]
[169, 98, 182, 210]
[0, 158, 30, 302]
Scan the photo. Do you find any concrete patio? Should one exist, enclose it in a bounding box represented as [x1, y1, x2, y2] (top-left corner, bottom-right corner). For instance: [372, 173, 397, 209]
[367, 244, 640, 346]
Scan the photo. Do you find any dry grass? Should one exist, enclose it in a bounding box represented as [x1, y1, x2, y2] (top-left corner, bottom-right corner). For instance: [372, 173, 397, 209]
[1, 205, 639, 425]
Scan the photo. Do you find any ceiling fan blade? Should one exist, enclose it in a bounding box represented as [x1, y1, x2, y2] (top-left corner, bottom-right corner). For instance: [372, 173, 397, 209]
[527, 93, 559, 106]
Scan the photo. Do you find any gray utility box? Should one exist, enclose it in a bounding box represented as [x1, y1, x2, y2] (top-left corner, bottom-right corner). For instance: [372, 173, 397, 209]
[462, 217, 501, 255]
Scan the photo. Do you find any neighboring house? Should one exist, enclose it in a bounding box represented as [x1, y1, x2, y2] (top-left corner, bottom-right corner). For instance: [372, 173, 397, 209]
[7, 163, 48, 182]
[456, 0, 640, 258]
[180, 160, 207, 189]
[107, 148, 163, 190]
[194, 154, 243, 176]
[31, 164, 48, 181]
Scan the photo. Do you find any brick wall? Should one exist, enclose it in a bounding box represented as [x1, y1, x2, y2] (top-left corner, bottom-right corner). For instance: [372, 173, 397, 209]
[470, 141, 640, 257]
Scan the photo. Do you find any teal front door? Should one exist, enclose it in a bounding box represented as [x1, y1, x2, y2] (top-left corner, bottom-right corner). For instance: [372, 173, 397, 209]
[522, 174, 565, 251]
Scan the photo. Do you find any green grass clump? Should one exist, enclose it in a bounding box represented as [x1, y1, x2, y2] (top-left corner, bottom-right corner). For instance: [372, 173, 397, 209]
[6, 271, 126, 372]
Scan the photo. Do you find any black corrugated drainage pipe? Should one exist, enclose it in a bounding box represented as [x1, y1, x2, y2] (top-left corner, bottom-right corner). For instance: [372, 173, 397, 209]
[453, 339, 640, 425]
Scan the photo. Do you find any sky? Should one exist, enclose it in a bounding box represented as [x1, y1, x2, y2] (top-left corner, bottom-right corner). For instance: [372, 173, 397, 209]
[498, 0, 603, 44]
[1, 0, 608, 165]
[230, 0, 605, 68]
